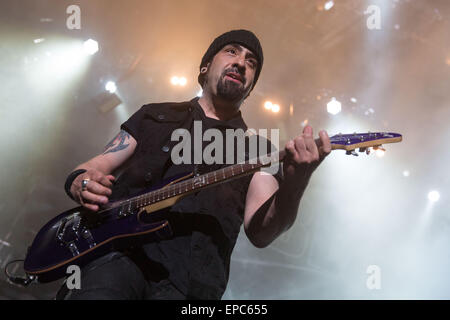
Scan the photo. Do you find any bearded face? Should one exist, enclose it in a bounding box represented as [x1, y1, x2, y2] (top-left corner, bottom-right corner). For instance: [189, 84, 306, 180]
[203, 43, 258, 104]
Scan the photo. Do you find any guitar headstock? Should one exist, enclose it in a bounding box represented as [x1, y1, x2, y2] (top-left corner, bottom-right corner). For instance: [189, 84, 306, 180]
[329, 132, 402, 156]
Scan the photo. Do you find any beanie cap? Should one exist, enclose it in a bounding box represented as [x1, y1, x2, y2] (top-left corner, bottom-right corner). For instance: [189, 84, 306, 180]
[198, 29, 263, 89]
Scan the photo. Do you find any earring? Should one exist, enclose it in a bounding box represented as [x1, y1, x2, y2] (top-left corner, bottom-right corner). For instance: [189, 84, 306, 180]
[201, 67, 207, 73]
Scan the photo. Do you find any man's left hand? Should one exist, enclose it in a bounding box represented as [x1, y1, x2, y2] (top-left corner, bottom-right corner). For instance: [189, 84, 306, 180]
[283, 125, 332, 189]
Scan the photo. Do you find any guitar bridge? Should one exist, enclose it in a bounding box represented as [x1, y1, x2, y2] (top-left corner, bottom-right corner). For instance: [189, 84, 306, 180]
[55, 212, 91, 256]
[56, 213, 81, 244]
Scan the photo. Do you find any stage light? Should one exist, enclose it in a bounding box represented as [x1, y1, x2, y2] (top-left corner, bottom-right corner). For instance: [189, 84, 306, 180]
[33, 38, 45, 44]
[263, 101, 280, 113]
[428, 191, 440, 202]
[375, 149, 385, 157]
[324, 1, 334, 10]
[83, 39, 99, 55]
[178, 77, 187, 86]
[403, 170, 410, 177]
[351, 97, 357, 103]
[327, 97, 341, 115]
[25, 39, 91, 88]
[171, 76, 187, 86]
[105, 81, 117, 94]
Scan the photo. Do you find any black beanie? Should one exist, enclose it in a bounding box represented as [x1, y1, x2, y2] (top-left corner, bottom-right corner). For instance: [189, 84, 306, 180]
[198, 29, 264, 90]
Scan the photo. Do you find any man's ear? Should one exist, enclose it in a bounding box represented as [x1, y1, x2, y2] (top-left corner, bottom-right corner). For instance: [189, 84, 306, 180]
[201, 62, 211, 73]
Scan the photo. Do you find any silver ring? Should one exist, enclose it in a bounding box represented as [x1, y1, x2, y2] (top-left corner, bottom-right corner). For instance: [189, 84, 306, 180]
[81, 179, 90, 191]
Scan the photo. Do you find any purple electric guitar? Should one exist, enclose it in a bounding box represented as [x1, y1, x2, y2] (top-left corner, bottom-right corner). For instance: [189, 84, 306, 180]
[23, 132, 402, 283]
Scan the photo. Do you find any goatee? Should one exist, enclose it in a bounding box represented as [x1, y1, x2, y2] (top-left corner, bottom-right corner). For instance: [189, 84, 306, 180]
[216, 73, 247, 102]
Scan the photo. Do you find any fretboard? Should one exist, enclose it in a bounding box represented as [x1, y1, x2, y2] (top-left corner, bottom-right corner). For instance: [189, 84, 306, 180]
[104, 150, 286, 213]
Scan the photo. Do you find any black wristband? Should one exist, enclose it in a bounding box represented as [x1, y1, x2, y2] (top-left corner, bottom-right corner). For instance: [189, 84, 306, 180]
[64, 169, 87, 200]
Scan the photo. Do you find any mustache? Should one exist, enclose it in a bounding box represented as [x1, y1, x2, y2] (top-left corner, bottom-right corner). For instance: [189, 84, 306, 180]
[222, 68, 246, 84]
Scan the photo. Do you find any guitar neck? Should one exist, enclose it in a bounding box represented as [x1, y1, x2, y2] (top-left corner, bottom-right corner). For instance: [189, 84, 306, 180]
[105, 131, 401, 212]
[125, 154, 280, 211]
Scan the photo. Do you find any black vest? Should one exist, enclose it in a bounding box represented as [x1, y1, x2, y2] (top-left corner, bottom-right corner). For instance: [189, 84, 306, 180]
[111, 97, 253, 299]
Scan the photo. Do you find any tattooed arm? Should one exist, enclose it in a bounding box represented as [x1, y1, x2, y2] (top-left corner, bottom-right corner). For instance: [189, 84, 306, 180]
[74, 130, 137, 174]
[103, 130, 134, 156]
[69, 130, 137, 211]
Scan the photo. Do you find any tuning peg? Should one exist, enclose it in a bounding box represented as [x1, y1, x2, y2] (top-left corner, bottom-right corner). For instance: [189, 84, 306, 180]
[346, 150, 359, 156]
[359, 147, 371, 155]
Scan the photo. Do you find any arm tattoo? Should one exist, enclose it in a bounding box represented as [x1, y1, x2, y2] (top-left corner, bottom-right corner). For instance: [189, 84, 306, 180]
[103, 130, 131, 155]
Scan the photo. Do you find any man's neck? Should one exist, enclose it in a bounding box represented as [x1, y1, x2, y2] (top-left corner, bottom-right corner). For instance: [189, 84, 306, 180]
[198, 93, 241, 121]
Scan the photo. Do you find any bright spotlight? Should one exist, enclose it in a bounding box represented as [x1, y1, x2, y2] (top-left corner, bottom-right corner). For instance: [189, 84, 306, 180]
[327, 97, 341, 115]
[171, 76, 179, 85]
[83, 39, 99, 55]
[178, 77, 187, 86]
[264, 101, 273, 110]
[171, 76, 187, 86]
[105, 81, 117, 94]
[324, 1, 334, 10]
[403, 170, 410, 177]
[428, 191, 440, 202]
[263, 101, 280, 113]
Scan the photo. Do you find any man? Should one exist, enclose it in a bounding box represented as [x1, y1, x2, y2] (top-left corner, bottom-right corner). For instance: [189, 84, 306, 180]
[57, 29, 331, 300]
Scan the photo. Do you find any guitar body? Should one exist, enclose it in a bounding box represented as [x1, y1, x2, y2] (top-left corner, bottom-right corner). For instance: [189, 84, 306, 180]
[24, 172, 191, 283]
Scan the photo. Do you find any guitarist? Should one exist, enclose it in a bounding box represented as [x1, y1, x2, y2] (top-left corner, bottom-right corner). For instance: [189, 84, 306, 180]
[57, 29, 331, 299]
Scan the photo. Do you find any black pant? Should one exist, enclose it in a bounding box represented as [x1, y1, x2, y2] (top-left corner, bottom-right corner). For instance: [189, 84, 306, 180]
[55, 251, 186, 300]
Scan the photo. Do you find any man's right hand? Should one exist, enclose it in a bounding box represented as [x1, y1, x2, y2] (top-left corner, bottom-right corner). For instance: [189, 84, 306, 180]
[70, 169, 115, 212]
